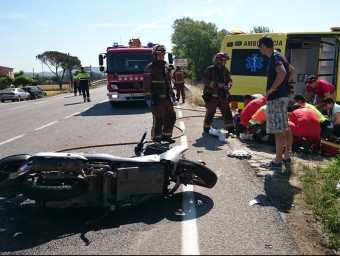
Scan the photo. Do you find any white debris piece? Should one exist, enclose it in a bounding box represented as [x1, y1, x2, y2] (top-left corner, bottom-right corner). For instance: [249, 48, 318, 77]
[209, 128, 220, 137]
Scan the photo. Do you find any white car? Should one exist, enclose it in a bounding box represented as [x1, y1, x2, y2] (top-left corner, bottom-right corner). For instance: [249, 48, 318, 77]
[0, 88, 31, 102]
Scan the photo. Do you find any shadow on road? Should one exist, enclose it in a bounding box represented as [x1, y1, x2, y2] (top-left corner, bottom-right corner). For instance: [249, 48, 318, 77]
[240, 140, 302, 213]
[69, 101, 151, 116]
[0, 191, 213, 251]
[262, 170, 302, 213]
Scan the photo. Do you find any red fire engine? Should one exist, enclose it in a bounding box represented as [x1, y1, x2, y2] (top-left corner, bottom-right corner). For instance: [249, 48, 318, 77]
[99, 39, 154, 107]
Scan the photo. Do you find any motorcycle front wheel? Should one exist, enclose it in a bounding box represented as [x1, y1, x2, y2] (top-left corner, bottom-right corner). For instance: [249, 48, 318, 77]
[176, 159, 217, 189]
[21, 179, 86, 201]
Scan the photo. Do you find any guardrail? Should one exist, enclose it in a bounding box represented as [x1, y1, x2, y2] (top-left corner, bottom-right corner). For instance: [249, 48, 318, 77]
[37, 79, 107, 91]
[91, 79, 107, 87]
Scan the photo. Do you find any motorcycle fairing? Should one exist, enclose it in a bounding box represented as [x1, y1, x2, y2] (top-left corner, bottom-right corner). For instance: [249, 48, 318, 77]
[159, 145, 188, 162]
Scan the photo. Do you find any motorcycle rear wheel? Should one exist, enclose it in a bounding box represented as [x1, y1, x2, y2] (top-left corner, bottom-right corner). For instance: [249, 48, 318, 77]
[176, 159, 217, 188]
[21, 179, 86, 201]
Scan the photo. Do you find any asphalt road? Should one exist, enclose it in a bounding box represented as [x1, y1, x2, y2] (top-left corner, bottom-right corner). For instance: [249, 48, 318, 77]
[0, 87, 301, 255]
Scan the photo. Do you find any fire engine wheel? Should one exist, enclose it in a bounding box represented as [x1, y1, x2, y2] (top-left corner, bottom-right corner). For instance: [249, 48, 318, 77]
[176, 159, 217, 188]
[21, 179, 86, 201]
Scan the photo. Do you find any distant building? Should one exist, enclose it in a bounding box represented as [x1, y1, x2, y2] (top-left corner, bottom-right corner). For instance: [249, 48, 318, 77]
[0, 66, 14, 78]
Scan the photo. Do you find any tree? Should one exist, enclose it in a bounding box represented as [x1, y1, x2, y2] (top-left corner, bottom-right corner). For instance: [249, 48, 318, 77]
[249, 26, 271, 34]
[36, 51, 81, 90]
[14, 71, 25, 78]
[171, 17, 229, 83]
[13, 75, 34, 87]
[0, 76, 14, 89]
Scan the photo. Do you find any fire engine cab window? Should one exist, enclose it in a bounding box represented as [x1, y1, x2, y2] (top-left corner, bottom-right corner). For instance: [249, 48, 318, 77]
[230, 49, 269, 77]
[116, 59, 126, 68]
[107, 53, 153, 73]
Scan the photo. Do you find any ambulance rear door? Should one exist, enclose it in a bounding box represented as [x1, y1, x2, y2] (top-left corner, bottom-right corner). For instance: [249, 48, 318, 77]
[318, 34, 340, 102]
[284, 32, 340, 103]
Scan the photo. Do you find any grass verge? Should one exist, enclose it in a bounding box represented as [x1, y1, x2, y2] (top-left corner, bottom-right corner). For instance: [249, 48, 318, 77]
[301, 157, 340, 249]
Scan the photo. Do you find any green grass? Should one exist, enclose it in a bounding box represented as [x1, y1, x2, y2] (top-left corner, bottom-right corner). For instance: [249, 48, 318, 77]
[301, 158, 340, 249]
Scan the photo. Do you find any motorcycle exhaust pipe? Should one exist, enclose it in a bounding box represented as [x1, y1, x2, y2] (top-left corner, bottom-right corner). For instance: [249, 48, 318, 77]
[32, 158, 85, 175]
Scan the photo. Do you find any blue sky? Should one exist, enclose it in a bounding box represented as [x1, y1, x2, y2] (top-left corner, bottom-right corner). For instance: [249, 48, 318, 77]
[1, 0, 340, 73]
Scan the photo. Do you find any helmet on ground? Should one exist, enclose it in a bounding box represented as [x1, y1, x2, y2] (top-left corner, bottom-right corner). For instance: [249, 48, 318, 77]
[215, 52, 230, 61]
[152, 44, 166, 54]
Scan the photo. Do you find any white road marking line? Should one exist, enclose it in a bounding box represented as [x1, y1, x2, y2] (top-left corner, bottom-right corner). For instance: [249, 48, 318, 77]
[177, 107, 199, 255]
[36, 101, 45, 104]
[34, 121, 58, 131]
[64, 112, 80, 119]
[10, 105, 29, 110]
[0, 134, 25, 146]
[178, 110, 183, 118]
[180, 134, 188, 148]
[179, 120, 185, 131]
[181, 185, 200, 255]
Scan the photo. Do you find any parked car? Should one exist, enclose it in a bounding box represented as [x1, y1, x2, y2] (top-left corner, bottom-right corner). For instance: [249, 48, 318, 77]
[22, 86, 46, 99]
[0, 88, 31, 102]
[36, 87, 47, 97]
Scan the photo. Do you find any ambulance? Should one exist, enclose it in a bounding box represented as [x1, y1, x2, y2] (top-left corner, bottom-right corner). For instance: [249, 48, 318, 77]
[220, 28, 340, 110]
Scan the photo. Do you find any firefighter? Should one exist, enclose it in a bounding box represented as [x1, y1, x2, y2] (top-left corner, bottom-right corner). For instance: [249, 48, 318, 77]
[172, 66, 188, 103]
[73, 71, 81, 96]
[165, 64, 176, 103]
[202, 52, 234, 133]
[143, 44, 176, 143]
[77, 67, 91, 102]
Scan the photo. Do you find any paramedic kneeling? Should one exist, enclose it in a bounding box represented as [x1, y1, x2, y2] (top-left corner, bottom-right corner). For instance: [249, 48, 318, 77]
[322, 97, 340, 138]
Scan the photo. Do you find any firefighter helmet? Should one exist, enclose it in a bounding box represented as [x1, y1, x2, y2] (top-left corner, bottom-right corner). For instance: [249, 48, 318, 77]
[215, 52, 230, 61]
[152, 44, 166, 54]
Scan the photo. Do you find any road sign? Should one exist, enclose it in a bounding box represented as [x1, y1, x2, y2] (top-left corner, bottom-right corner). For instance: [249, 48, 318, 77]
[174, 59, 188, 67]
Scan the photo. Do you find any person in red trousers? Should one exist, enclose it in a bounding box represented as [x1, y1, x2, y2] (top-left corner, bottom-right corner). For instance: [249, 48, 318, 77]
[288, 103, 321, 152]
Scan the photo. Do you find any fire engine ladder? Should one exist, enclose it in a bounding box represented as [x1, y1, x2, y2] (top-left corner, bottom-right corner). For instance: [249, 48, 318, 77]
[318, 37, 338, 85]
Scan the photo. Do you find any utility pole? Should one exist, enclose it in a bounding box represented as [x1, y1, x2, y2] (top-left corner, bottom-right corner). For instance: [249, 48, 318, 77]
[41, 62, 44, 83]
[90, 65, 92, 82]
[68, 53, 72, 90]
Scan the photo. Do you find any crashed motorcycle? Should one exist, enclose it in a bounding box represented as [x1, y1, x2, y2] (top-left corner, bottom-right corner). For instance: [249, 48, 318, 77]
[0, 132, 217, 211]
